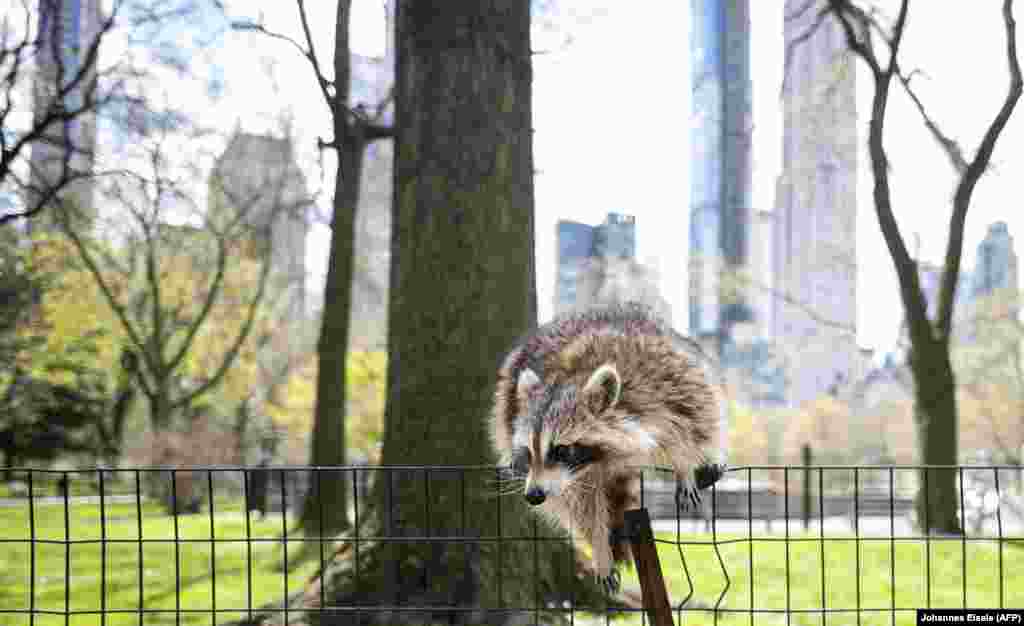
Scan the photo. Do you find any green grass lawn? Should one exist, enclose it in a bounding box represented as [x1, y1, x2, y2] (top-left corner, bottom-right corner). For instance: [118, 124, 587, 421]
[0, 497, 320, 626]
[1, 497, 1021, 626]
[611, 531, 1024, 626]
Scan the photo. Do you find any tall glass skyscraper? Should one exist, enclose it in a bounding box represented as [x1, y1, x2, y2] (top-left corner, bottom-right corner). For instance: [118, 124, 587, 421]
[688, 0, 753, 352]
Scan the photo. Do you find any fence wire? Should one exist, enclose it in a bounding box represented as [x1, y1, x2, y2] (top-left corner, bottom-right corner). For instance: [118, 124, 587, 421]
[0, 464, 1022, 626]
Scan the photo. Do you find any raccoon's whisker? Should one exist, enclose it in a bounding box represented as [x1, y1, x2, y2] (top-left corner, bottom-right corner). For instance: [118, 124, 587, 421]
[479, 477, 526, 499]
[484, 487, 525, 499]
[483, 476, 523, 490]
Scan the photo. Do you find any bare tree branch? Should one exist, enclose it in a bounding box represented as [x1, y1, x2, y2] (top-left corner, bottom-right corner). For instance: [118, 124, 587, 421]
[228, 3, 394, 142]
[829, 0, 882, 78]
[164, 232, 227, 373]
[174, 234, 275, 410]
[936, 0, 1021, 340]
[826, 0, 929, 335]
[0, 0, 191, 226]
[886, 0, 910, 76]
[231, 21, 309, 63]
[296, 0, 337, 112]
[56, 203, 155, 396]
[895, 67, 969, 173]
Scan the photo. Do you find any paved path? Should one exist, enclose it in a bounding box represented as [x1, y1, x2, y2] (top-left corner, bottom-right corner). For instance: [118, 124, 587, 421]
[0, 495, 144, 507]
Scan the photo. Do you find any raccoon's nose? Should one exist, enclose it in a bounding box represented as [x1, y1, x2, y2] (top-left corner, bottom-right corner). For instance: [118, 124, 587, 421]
[524, 486, 546, 505]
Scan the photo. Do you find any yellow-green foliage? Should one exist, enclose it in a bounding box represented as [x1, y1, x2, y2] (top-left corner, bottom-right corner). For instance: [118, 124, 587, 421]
[727, 400, 771, 467]
[24, 233, 125, 388]
[267, 351, 387, 464]
[150, 232, 269, 409]
[347, 350, 386, 461]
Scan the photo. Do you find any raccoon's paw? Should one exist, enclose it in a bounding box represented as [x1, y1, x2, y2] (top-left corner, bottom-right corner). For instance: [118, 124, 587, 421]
[599, 568, 621, 595]
[675, 481, 702, 511]
[677, 463, 726, 511]
[695, 463, 726, 490]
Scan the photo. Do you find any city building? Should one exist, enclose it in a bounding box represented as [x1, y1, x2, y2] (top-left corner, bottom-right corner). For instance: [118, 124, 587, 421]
[26, 0, 105, 234]
[972, 221, 1019, 300]
[554, 213, 670, 321]
[555, 212, 635, 314]
[688, 0, 753, 354]
[210, 131, 311, 322]
[894, 222, 1018, 349]
[769, 0, 859, 406]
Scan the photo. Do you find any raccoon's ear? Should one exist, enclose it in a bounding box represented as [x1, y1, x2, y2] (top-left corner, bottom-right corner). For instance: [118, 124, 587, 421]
[517, 368, 541, 395]
[582, 363, 621, 414]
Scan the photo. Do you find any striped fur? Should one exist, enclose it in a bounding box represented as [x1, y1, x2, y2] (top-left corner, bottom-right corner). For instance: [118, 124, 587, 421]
[489, 302, 721, 584]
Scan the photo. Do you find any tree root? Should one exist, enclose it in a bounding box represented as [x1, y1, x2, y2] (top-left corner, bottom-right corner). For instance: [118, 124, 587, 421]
[226, 528, 644, 626]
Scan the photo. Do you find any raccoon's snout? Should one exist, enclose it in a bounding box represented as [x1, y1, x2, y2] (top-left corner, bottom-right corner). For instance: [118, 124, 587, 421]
[524, 486, 546, 505]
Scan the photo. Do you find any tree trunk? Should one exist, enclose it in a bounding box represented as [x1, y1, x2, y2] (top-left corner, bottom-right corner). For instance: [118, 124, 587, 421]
[103, 348, 138, 465]
[908, 334, 962, 534]
[150, 384, 173, 433]
[298, 0, 365, 539]
[373, 0, 542, 613]
[254, 3, 613, 624]
[299, 136, 364, 538]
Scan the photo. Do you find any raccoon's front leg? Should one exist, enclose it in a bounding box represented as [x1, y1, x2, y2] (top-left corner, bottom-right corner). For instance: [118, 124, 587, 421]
[676, 478, 701, 511]
[591, 521, 617, 592]
[582, 485, 618, 593]
[676, 462, 726, 511]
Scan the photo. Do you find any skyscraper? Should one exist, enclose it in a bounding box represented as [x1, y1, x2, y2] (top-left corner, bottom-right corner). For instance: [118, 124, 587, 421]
[555, 213, 670, 321]
[555, 213, 636, 313]
[961, 221, 1019, 343]
[211, 132, 311, 322]
[27, 0, 104, 233]
[972, 221, 1018, 299]
[772, 0, 858, 405]
[688, 0, 753, 354]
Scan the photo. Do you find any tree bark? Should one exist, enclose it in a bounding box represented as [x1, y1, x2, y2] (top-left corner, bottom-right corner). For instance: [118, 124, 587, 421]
[908, 334, 961, 533]
[374, 0, 542, 617]
[297, 0, 362, 539]
[300, 132, 364, 536]
[247, 3, 615, 624]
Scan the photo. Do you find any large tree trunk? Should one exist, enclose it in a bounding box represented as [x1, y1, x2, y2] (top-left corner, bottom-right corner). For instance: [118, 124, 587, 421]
[373, 0, 543, 617]
[908, 333, 962, 534]
[246, 3, 614, 625]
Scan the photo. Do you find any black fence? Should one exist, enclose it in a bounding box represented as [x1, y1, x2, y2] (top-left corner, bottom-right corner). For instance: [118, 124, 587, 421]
[1, 464, 1022, 626]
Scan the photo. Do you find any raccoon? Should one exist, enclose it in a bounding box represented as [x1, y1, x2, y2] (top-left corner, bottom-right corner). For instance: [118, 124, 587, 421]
[490, 302, 724, 592]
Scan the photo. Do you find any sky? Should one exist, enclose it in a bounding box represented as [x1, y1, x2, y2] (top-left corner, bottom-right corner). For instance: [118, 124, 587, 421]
[215, 0, 1024, 357]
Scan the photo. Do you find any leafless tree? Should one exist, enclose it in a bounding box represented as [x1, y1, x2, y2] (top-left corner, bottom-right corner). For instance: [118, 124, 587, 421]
[56, 123, 304, 433]
[0, 0, 224, 227]
[789, 0, 1022, 533]
[229, 0, 394, 540]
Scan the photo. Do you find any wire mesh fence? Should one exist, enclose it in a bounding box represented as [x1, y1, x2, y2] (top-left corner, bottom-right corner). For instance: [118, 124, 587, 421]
[0, 464, 1022, 625]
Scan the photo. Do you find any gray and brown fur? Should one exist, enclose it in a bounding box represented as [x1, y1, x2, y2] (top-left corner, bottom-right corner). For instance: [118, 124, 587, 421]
[489, 302, 721, 587]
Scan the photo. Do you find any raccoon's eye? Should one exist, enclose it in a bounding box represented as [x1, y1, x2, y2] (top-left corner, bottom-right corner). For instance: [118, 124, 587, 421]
[510, 449, 530, 477]
[550, 444, 594, 469]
